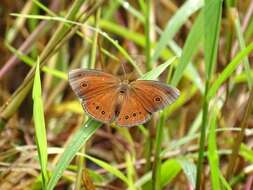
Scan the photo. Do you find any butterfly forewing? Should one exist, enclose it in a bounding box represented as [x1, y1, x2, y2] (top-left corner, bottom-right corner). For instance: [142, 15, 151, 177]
[69, 69, 120, 123]
[115, 89, 151, 127]
[69, 69, 120, 100]
[131, 80, 179, 113]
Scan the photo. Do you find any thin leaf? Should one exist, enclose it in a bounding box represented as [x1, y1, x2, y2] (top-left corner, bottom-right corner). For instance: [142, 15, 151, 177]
[196, 0, 222, 189]
[141, 57, 177, 80]
[11, 13, 143, 76]
[126, 153, 136, 190]
[208, 107, 221, 190]
[178, 158, 196, 189]
[32, 58, 49, 188]
[152, 112, 165, 190]
[151, 0, 203, 64]
[207, 41, 253, 101]
[219, 172, 232, 190]
[160, 159, 181, 187]
[203, 0, 222, 79]
[47, 119, 102, 190]
[84, 154, 129, 185]
[131, 159, 181, 189]
[240, 144, 253, 163]
[171, 12, 203, 86]
[233, 9, 253, 88]
[6, 43, 67, 80]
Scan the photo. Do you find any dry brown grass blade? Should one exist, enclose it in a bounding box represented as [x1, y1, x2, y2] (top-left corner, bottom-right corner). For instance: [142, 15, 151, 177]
[226, 88, 253, 180]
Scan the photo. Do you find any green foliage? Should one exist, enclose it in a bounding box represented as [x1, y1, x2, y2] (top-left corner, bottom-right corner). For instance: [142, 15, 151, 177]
[47, 119, 101, 190]
[196, 0, 222, 189]
[32, 59, 49, 188]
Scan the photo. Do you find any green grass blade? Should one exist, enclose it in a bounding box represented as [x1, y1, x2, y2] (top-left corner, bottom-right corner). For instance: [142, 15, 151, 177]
[89, 8, 101, 69]
[32, 0, 56, 16]
[126, 153, 136, 190]
[151, 0, 203, 64]
[219, 173, 232, 190]
[233, 9, 253, 88]
[196, 0, 222, 189]
[6, 43, 67, 80]
[232, 70, 253, 84]
[208, 106, 221, 190]
[140, 57, 176, 80]
[5, 1, 32, 44]
[131, 159, 181, 189]
[98, 19, 203, 91]
[99, 19, 145, 46]
[11, 13, 144, 76]
[226, 88, 253, 179]
[202, 0, 222, 140]
[203, 0, 222, 79]
[32, 58, 49, 189]
[144, 0, 152, 70]
[103, 0, 120, 20]
[160, 159, 181, 187]
[178, 158, 196, 189]
[207, 41, 253, 101]
[171, 12, 203, 86]
[118, 0, 144, 22]
[47, 119, 102, 190]
[84, 155, 129, 185]
[239, 144, 253, 163]
[152, 112, 164, 190]
[94, 29, 143, 76]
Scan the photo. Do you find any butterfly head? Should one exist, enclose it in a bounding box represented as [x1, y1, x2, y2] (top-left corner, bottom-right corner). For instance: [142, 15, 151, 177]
[118, 80, 130, 95]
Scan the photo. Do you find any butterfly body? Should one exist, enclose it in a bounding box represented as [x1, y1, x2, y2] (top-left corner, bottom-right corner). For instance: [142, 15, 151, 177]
[69, 69, 179, 127]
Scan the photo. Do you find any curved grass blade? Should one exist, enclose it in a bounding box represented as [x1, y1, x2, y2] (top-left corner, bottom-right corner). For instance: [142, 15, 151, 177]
[233, 9, 253, 88]
[178, 158, 196, 189]
[32, 58, 49, 188]
[11, 13, 143, 76]
[151, 0, 203, 64]
[207, 41, 253, 101]
[196, 0, 222, 189]
[160, 159, 181, 187]
[117, 0, 144, 22]
[47, 119, 102, 190]
[240, 144, 253, 164]
[219, 173, 232, 190]
[43, 147, 130, 186]
[84, 154, 129, 185]
[140, 57, 176, 80]
[152, 112, 165, 190]
[171, 12, 203, 86]
[6, 43, 67, 80]
[132, 159, 181, 189]
[208, 105, 221, 190]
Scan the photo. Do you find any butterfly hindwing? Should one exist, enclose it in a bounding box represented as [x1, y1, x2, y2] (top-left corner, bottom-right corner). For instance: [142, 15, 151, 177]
[82, 89, 118, 123]
[130, 80, 179, 113]
[115, 89, 151, 127]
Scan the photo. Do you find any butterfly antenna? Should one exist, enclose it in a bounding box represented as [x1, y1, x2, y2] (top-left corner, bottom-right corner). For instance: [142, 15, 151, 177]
[121, 61, 127, 80]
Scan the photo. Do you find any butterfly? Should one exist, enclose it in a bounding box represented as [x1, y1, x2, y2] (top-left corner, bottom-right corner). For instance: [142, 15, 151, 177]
[69, 69, 180, 127]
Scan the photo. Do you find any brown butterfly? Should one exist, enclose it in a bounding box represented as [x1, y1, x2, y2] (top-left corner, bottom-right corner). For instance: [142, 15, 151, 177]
[69, 69, 180, 127]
